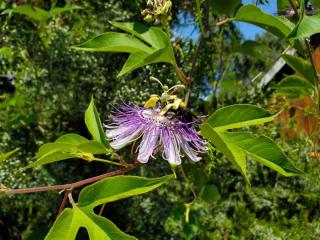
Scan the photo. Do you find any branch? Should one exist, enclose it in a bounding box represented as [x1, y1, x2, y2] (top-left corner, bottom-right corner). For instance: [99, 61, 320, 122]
[184, 37, 204, 107]
[4, 164, 139, 195]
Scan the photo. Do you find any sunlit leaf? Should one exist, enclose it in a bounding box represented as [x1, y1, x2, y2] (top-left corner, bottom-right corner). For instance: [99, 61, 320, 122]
[72, 32, 154, 53]
[201, 104, 301, 183]
[85, 98, 109, 149]
[207, 104, 276, 132]
[73, 22, 175, 77]
[78, 175, 173, 207]
[0, 148, 19, 162]
[46, 175, 172, 240]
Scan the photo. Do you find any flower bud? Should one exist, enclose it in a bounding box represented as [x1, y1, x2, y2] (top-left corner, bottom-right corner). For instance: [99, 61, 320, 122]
[144, 14, 154, 23]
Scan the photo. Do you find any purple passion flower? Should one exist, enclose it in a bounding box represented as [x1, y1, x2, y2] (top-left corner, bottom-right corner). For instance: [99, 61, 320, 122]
[105, 104, 206, 165]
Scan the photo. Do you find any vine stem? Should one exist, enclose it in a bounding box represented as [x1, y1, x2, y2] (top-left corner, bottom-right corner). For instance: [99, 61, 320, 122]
[4, 164, 139, 195]
[56, 191, 69, 218]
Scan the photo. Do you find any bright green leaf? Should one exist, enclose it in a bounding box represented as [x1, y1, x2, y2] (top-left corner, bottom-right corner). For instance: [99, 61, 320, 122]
[46, 175, 172, 240]
[72, 32, 154, 54]
[118, 47, 173, 77]
[0, 148, 19, 162]
[78, 175, 173, 208]
[55, 133, 89, 144]
[110, 22, 169, 49]
[74, 22, 175, 77]
[85, 98, 109, 149]
[45, 208, 136, 240]
[207, 104, 276, 132]
[201, 124, 249, 183]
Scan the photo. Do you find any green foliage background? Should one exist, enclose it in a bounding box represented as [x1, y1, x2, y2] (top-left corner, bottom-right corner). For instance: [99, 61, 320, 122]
[0, 0, 319, 239]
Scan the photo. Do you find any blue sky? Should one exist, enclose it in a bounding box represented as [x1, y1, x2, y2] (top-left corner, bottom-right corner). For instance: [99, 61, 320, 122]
[173, 0, 277, 40]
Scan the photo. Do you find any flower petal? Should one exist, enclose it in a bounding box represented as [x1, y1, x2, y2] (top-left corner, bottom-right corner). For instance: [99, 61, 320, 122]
[161, 128, 181, 165]
[137, 127, 160, 163]
[109, 125, 144, 149]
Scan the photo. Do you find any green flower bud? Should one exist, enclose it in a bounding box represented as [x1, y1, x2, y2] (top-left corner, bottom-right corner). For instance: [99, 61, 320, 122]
[144, 14, 154, 23]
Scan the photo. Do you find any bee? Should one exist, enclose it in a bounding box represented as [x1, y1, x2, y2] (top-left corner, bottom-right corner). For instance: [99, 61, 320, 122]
[167, 108, 197, 123]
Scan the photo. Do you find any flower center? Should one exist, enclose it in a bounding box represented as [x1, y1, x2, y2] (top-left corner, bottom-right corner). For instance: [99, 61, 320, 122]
[142, 109, 169, 125]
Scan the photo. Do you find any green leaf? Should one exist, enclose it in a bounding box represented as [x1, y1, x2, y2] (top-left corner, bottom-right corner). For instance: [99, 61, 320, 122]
[73, 22, 175, 77]
[0, 47, 14, 59]
[2, 4, 82, 22]
[287, 0, 320, 39]
[223, 132, 302, 176]
[110, 22, 170, 49]
[236, 40, 272, 61]
[273, 75, 316, 98]
[201, 104, 301, 183]
[72, 32, 154, 54]
[78, 175, 173, 208]
[282, 54, 317, 86]
[46, 175, 172, 240]
[27, 141, 108, 168]
[45, 208, 136, 240]
[234, 4, 295, 39]
[0, 148, 19, 162]
[49, 5, 82, 17]
[200, 184, 221, 203]
[201, 124, 249, 183]
[277, 0, 292, 13]
[85, 98, 109, 149]
[2, 5, 50, 21]
[55, 133, 89, 144]
[210, 0, 242, 15]
[118, 47, 173, 77]
[207, 104, 276, 132]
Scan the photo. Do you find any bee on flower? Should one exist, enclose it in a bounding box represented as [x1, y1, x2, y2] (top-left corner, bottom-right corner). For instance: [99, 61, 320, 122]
[105, 77, 207, 165]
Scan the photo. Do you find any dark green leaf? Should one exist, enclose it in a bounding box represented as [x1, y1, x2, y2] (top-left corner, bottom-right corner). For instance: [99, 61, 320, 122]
[210, 0, 242, 15]
[282, 54, 317, 86]
[223, 132, 302, 176]
[234, 4, 295, 39]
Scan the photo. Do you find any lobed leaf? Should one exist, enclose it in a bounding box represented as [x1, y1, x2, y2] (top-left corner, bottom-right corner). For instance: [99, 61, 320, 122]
[46, 175, 172, 239]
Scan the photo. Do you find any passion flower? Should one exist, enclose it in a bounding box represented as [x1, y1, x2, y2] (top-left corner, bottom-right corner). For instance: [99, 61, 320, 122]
[105, 104, 206, 165]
